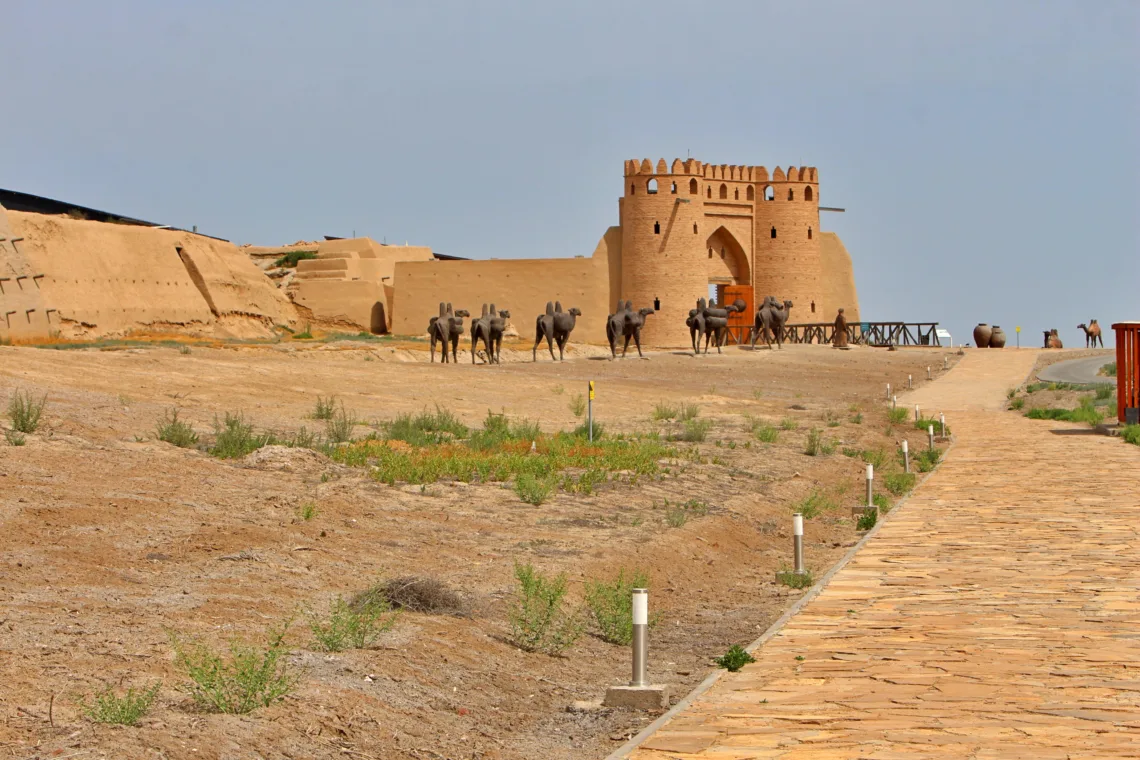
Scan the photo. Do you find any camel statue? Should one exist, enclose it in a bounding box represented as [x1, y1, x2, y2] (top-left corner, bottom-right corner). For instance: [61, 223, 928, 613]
[700, 298, 747, 354]
[751, 297, 793, 349]
[686, 302, 706, 355]
[607, 300, 653, 359]
[428, 302, 470, 363]
[487, 309, 511, 364]
[532, 301, 581, 361]
[471, 303, 496, 364]
[1044, 328, 1063, 349]
[605, 300, 633, 358]
[1078, 320, 1104, 348]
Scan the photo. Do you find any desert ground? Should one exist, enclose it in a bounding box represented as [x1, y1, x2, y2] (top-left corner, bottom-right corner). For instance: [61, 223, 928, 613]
[1, 336, 960, 760]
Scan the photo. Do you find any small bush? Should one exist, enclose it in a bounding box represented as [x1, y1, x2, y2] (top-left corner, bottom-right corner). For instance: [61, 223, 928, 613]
[515, 473, 556, 505]
[857, 509, 878, 530]
[780, 417, 799, 431]
[1101, 362, 1117, 377]
[1006, 388, 1017, 400]
[752, 388, 764, 400]
[179, 344, 192, 355]
[171, 624, 298, 714]
[915, 417, 949, 435]
[675, 418, 713, 442]
[652, 402, 679, 421]
[325, 403, 357, 444]
[293, 325, 314, 340]
[1095, 384, 1114, 400]
[884, 472, 916, 496]
[308, 595, 398, 652]
[572, 419, 604, 439]
[842, 447, 860, 458]
[156, 408, 199, 448]
[679, 403, 700, 421]
[80, 682, 161, 726]
[872, 492, 891, 512]
[285, 426, 320, 449]
[298, 502, 318, 521]
[1121, 424, 1140, 446]
[887, 407, 908, 425]
[569, 394, 586, 418]
[313, 396, 338, 420]
[469, 410, 541, 450]
[714, 644, 755, 672]
[383, 405, 468, 446]
[5, 429, 26, 446]
[851, 412, 864, 424]
[1009, 397, 1025, 410]
[860, 448, 888, 469]
[776, 569, 814, 589]
[362, 576, 469, 616]
[915, 448, 941, 472]
[804, 428, 824, 456]
[584, 568, 653, 645]
[8, 389, 46, 434]
[1026, 403, 1103, 426]
[273, 250, 318, 268]
[508, 562, 583, 655]
[210, 412, 273, 459]
[796, 490, 835, 519]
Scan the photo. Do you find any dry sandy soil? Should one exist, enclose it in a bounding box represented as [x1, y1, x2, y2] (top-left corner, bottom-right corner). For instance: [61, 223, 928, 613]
[0, 338, 958, 760]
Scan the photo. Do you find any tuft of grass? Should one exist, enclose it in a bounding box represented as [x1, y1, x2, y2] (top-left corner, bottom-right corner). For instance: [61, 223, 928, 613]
[298, 502, 318, 521]
[860, 448, 888, 469]
[171, 623, 299, 714]
[307, 595, 398, 652]
[714, 644, 755, 672]
[884, 472, 916, 496]
[851, 412, 863, 424]
[293, 325, 314, 340]
[1009, 397, 1025, 410]
[552, 384, 565, 395]
[679, 402, 700, 421]
[210, 412, 273, 459]
[856, 509, 878, 530]
[776, 569, 814, 589]
[179, 344, 192, 355]
[915, 448, 941, 472]
[1025, 400, 1103, 426]
[1121, 424, 1140, 446]
[674, 418, 713, 442]
[515, 473, 556, 505]
[915, 417, 950, 435]
[1095, 384, 1114, 401]
[5, 429, 26, 446]
[1101, 362, 1117, 377]
[872, 492, 891, 512]
[780, 417, 798, 431]
[382, 405, 469, 446]
[1007, 388, 1017, 400]
[469, 410, 541, 450]
[752, 388, 764, 400]
[80, 682, 161, 726]
[8, 389, 46, 434]
[753, 423, 780, 443]
[663, 498, 708, 528]
[312, 396, 338, 421]
[156, 408, 199, 448]
[273, 250, 318, 268]
[804, 428, 823, 456]
[324, 403, 357, 444]
[652, 401, 679, 421]
[887, 407, 908, 425]
[360, 576, 469, 616]
[796, 490, 835, 519]
[569, 394, 586, 418]
[285, 426, 320, 449]
[508, 562, 583, 655]
[584, 568, 654, 645]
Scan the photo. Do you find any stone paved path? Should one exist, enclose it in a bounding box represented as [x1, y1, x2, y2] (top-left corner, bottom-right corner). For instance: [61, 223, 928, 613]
[627, 350, 1140, 759]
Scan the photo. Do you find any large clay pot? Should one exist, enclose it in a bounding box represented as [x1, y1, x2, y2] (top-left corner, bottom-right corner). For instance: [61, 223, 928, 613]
[973, 323, 992, 348]
[989, 326, 1006, 348]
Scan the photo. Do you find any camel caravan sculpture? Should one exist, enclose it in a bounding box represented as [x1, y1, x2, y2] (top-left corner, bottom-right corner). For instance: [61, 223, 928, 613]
[607, 300, 655, 359]
[751, 296, 794, 350]
[470, 304, 511, 365]
[533, 301, 582, 362]
[429, 303, 471, 363]
[1078, 320, 1104, 348]
[686, 297, 748, 355]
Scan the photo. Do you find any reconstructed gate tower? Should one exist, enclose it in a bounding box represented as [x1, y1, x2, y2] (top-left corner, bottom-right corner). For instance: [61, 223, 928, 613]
[618, 158, 854, 346]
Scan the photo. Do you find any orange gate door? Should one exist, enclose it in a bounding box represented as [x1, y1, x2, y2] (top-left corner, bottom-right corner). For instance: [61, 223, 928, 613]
[1113, 322, 1140, 424]
[724, 285, 753, 345]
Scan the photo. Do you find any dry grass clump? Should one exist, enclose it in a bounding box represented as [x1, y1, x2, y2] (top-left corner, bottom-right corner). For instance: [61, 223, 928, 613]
[354, 576, 470, 617]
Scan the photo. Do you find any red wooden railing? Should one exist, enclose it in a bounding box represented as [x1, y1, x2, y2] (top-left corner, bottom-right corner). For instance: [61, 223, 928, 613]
[1113, 322, 1140, 424]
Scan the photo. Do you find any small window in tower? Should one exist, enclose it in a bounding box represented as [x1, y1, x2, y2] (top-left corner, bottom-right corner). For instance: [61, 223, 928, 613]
[719, 184, 727, 199]
[707, 187, 712, 198]
[770, 227, 777, 239]
[734, 188, 739, 200]
[693, 223, 698, 234]
[805, 186, 814, 201]
[764, 185, 774, 201]
[654, 221, 660, 234]
[647, 178, 658, 194]
[747, 186, 755, 201]
[808, 227, 813, 240]
[630, 183, 635, 194]
[708, 248, 713, 258]
[811, 301, 816, 314]
[670, 181, 677, 194]
[689, 178, 698, 194]
[788, 188, 795, 201]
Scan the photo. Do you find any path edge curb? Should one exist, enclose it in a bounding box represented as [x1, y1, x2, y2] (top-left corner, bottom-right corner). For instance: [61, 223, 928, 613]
[604, 438, 958, 760]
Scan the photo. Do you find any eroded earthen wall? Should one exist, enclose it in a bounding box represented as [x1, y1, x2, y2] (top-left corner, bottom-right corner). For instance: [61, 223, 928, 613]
[819, 232, 860, 323]
[0, 204, 54, 341]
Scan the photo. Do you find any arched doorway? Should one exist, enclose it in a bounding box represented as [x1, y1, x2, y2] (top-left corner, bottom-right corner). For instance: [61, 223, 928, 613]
[370, 302, 388, 334]
[704, 226, 752, 343]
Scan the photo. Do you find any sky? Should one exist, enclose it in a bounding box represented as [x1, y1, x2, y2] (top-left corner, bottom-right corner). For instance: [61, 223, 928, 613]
[2, 0, 1137, 347]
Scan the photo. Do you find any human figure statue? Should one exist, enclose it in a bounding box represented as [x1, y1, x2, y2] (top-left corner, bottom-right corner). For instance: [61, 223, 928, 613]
[533, 301, 581, 361]
[832, 308, 849, 348]
[429, 302, 471, 363]
[1078, 320, 1104, 348]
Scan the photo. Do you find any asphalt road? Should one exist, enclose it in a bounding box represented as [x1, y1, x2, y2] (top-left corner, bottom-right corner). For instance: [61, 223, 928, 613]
[1037, 355, 1116, 385]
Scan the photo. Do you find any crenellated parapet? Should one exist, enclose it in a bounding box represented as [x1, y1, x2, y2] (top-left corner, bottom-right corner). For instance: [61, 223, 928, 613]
[623, 158, 817, 184]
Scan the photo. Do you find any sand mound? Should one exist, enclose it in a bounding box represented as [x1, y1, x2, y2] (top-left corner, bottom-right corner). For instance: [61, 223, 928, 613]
[240, 445, 330, 473]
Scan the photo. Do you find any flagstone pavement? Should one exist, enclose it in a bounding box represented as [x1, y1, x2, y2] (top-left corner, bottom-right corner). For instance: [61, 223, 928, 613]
[627, 349, 1140, 759]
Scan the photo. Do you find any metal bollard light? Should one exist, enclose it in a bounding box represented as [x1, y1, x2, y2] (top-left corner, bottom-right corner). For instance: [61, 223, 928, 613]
[914, 404, 920, 423]
[928, 424, 935, 450]
[793, 513, 805, 575]
[631, 589, 649, 687]
[944, 356, 949, 370]
[902, 439, 910, 474]
[927, 366, 932, 380]
[865, 464, 874, 507]
[908, 374, 913, 390]
[892, 394, 897, 409]
[940, 413, 946, 438]
[886, 383, 891, 400]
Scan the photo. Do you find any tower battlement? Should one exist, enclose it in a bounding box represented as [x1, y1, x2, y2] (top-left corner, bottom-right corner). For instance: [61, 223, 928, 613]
[623, 158, 818, 184]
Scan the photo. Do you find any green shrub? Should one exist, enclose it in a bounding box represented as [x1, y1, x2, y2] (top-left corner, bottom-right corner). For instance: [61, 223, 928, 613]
[872, 492, 891, 512]
[298, 502, 318, 521]
[1121, 424, 1140, 445]
[1025, 403, 1103, 426]
[752, 422, 779, 443]
[851, 412, 864, 424]
[1009, 398, 1025, 410]
[210, 412, 273, 458]
[469, 410, 541, 449]
[1102, 362, 1117, 377]
[675, 418, 713, 442]
[804, 428, 825, 456]
[884, 472, 916, 496]
[796, 490, 835, 519]
[569, 394, 586, 418]
[313, 395, 338, 420]
[508, 562, 583, 655]
[293, 325, 314, 340]
[1006, 388, 1017, 400]
[179, 344, 192, 355]
[860, 448, 888, 469]
[156, 408, 199, 448]
[841, 447, 860, 458]
[515, 473, 556, 505]
[887, 407, 908, 425]
[572, 419, 605, 439]
[714, 644, 755, 672]
[775, 569, 813, 589]
[652, 401, 678, 421]
[171, 624, 298, 714]
[383, 405, 468, 446]
[915, 417, 949, 435]
[856, 509, 878, 530]
[308, 595, 398, 652]
[273, 250, 318, 268]
[679, 403, 700, 421]
[915, 448, 941, 472]
[8, 389, 46, 434]
[80, 682, 161, 726]
[324, 403, 356, 444]
[584, 568, 653, 645]
[5, 429, 26, 446]
[285, 426, 320, 449]
[1095, 384, 1114, 400]
[780, 417, 799, 431]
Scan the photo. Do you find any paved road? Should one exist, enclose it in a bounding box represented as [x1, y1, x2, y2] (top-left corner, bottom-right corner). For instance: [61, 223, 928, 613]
[1038, 355, 1116, 385]
[623, 350, 1140, 759]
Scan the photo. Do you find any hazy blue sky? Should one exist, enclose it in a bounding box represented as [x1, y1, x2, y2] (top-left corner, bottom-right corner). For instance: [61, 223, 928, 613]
[3, 1, 1136, 346]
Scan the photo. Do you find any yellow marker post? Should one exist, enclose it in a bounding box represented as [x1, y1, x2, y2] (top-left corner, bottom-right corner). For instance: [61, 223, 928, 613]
[587, 381, 595, 441]
[1015, 326, 1021, 349]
